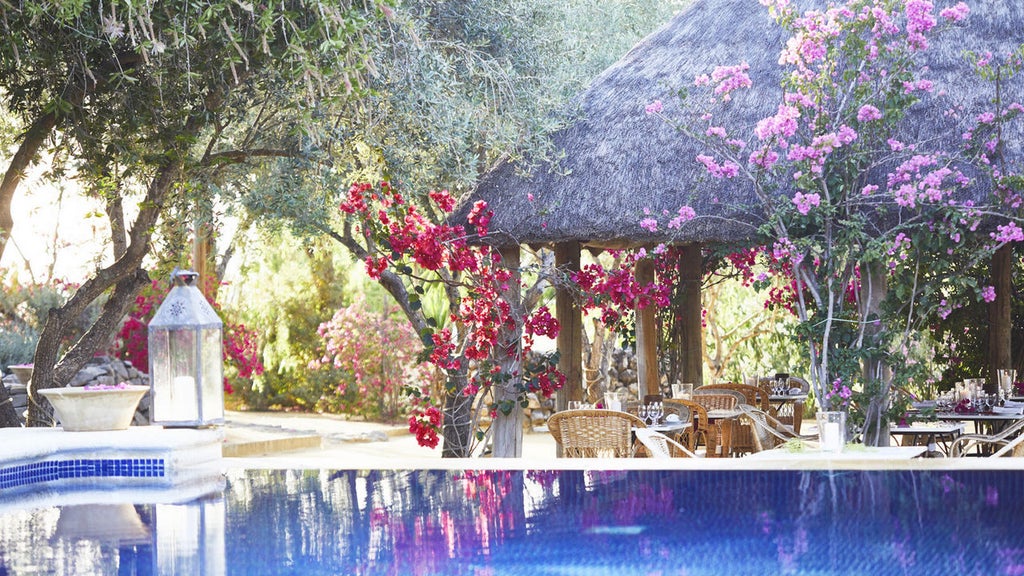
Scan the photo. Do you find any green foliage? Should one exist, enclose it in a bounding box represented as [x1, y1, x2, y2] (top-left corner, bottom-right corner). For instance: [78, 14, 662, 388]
[0, 271, 102, 367]
[933, 247, 1024, 390]
[239, 0, 686, 237]
[0, 320, 36, 372]
[225, 228, 349, 410]
[702, 273, 806, 383]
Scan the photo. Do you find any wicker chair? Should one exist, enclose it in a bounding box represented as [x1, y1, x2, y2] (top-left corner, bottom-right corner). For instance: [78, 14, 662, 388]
[693, 387, 746, 408]
[661, 400, 691, 423]
[688, 394, 738, 457]
[691, 392, 739, 412]
[736, 404, 817, 453]
[634, 428, 699, 458]
[697, 383, 772, 412]
[546, 409, 646, 458]
[662, 399, 699, 451]
[950, 418, 1024, 457]
[756, 375, 810, 433]
[697, 387, 774, 457]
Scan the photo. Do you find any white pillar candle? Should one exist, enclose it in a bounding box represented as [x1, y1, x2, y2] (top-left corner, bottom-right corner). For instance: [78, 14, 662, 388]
[171, 375, 198, 421]
[823, 422, 842, 452]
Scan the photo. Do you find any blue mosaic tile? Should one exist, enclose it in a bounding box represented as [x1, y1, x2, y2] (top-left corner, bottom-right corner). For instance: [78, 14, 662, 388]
[0, 457, 165, 491]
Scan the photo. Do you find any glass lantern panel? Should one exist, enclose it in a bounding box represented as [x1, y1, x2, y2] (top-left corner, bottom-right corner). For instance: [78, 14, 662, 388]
[150, 328, 171, 422]
[164, 328, 199, 423]
[200, 327, 225, 422]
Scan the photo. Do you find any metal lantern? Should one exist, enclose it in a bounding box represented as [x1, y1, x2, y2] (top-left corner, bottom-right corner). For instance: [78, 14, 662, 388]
[148, 269, 224, 426]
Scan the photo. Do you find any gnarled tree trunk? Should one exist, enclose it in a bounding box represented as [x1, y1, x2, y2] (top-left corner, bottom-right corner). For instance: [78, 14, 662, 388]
[441, 366, 474, 458]
[0, 384, 20, 427]
[0, 111, 58, 262]
[490, 245, 524, 458]
[27, 158, 182, 426]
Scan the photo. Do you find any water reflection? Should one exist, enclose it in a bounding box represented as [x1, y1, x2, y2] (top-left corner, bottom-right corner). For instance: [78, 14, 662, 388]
[1, 469, 1024, 574]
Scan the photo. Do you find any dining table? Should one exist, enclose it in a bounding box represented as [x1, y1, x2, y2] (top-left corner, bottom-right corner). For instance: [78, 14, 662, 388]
[935, 410, 1024, 435]
[642, 420, 690, 434]
[888, 421, 965, 456]
[744, 445, 928, 466]
[631, 419, 690, 457]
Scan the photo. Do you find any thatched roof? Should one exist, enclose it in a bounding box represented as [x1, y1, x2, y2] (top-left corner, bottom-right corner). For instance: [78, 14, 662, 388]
[453, 0, 1024, 249]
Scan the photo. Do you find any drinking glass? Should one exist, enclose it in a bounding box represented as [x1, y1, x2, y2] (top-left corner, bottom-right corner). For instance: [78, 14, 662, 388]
[637, 404, 649, 423]
[671, 383, 693, 400]
[648, 402, 663, 425]
[999, 369, 1017, 396]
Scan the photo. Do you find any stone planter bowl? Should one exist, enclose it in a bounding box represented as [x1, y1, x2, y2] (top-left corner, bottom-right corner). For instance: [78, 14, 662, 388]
[9, 364, 33, 385]
[38, 385, 149, 431]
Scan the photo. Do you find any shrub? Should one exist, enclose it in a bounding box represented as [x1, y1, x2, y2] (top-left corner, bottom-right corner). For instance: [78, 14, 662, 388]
[310, 295, 437, 422]
[0, 319, 37, 372]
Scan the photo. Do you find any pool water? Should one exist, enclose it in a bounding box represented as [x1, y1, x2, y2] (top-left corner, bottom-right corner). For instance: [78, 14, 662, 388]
[1, 468, 1022, 575]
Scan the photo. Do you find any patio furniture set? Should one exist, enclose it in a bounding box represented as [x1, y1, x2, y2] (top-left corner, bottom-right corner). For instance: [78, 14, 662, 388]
[546, 378, 1024, 460]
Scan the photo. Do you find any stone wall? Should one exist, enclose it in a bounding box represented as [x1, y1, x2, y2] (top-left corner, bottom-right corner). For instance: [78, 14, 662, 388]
[525, 347, 672, 431]
[1, 356, 151, 426]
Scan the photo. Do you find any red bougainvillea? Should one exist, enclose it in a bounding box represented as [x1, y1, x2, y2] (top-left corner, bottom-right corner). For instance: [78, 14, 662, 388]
[112, 279, 264, 393]
[338, 181, 564, 449]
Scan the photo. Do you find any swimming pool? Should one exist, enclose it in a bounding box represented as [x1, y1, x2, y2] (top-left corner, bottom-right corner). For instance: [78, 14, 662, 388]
[1, 467, 1021, 575]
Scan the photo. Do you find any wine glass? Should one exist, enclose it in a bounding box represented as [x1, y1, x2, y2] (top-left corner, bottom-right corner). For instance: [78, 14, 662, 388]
[648, 402, 663, 425]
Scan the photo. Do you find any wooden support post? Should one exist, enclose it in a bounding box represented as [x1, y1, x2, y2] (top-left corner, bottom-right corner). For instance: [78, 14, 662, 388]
[555, 242, 583, 411]
[988, 245, 1012, 393]
[635, 257, 660, 397]
[491, 245, 524, 458]
[678, 244, 704, 388]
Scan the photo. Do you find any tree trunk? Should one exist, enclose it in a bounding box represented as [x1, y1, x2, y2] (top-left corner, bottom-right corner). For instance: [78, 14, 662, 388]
[859, 261, 890, 447]
[27, 158, 182, 426]
[0, 111, 58, 262]
[441, 366, 474, 458]
[859, 260, 889, 386]
[0, 382, 20, 427]
[105, 193, 128, 260]
[988, 245, 1012, 393]
[193, 217, 219, 300]
[490, 245, 524, 458]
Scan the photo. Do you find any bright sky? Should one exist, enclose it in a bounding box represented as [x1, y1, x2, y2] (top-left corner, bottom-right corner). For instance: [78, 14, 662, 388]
[0, 164, 112, 285]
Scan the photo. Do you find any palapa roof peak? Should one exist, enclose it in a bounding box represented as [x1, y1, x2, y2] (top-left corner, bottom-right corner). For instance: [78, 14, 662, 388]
[452, 0, 1024, 249]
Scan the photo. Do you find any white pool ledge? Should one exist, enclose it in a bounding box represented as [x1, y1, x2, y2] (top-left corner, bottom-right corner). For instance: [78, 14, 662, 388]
[0, 426, 223, 497]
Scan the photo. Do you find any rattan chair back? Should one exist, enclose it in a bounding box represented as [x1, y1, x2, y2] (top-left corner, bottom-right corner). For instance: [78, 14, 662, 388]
[691, 392, 738, 412]
[697, 383, 771, 411]
[546, 409, 646, 458]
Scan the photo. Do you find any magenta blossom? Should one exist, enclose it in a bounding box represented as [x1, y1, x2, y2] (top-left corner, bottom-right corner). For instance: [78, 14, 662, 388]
[696, 154, 740, 178]
[938, 2, 969, 22]
[981, 285, 997, 303]
[793, 191, 821, 215]
[992, 221, 1024, 243]
[668, 205, 697, 229]
[856, 104, 883, 122]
